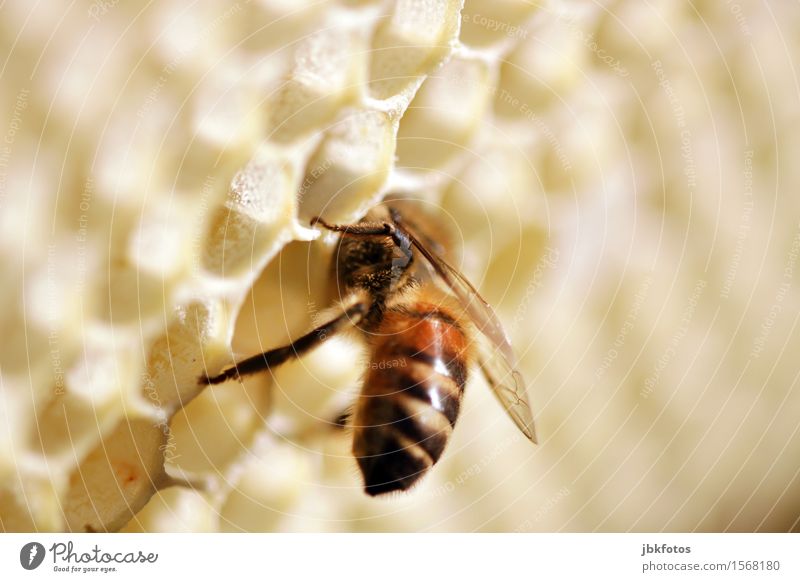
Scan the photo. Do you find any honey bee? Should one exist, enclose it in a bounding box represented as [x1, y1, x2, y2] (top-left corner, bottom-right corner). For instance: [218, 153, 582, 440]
[202, 202, 537, 495]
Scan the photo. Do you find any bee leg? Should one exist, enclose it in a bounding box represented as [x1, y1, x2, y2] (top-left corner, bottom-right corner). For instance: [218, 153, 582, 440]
[199, 296, 370, 385]
[330, 408, 351, 430]
[310, 216, 396, 237]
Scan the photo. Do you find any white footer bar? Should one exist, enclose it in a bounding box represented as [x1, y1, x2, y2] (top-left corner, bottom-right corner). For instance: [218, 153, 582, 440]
[1, 533, 797, 581]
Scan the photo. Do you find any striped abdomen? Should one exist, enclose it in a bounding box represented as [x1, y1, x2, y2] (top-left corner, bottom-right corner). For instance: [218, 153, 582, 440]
[353, 303, 469, 496]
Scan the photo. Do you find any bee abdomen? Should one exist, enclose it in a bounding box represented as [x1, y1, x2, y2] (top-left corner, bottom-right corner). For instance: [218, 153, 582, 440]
[390, 393, 450, 463]
[353, 307, 470, 495]
[354, 372, 455, 495]
[395, 349, 465, 427]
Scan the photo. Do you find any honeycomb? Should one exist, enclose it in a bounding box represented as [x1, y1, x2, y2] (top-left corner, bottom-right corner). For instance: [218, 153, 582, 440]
[2, 0, 799, 532]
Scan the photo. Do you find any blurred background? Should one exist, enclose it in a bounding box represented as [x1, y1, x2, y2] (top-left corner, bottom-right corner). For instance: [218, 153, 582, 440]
[1, 0, 798, 532]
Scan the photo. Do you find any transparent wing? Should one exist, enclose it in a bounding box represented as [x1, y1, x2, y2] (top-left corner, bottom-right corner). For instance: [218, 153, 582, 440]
[478, 342, 537, 443]
[394, 212, 537, 442]
[395, 215, 515, 362]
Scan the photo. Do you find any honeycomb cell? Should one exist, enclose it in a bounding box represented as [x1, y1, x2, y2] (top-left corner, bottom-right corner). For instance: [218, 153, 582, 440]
[219, 443, 313, 532]
[201, 150, 297, 278]
[0, 377, 28, 481]
[298, 108, 395, 223]
[397, 56, 493, 171]
[168, 378, 268, 475]
[145, 2, 234, 73]
[95, 261, 170, 324]
[65, 337, 145, 416]
[128, 198, 201, 279]
[459, 0, 538, 47]
[168, 131, 254, 195]
[121, 486, 217, 532]
[190, 66, 268, 152]
[267, 27, 367, 143]
[0, 488, 37, 532]
[232, 241, 332, 354]
[368, 0, 463, 99]
[0, 303, 52, 377]
[494, 19, 587, 116]
[268, 335, 363, 436]
[144, 300, 230, 414]
[63, 418, 168, 532]
[441, 139, 544, 248]
[28, 392, 98, 460]
[236, 0, 332, 56]
[0, 479, 62, 532]
[481, 225, 553, 313]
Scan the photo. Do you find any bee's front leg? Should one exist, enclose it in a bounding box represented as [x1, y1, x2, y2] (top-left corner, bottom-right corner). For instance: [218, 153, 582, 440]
[199, 294, 371, 385]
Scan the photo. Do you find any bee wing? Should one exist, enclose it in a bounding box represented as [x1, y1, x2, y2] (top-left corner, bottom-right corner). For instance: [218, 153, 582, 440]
[477, 345, 537, 443]
[397, 218, 537, 443]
